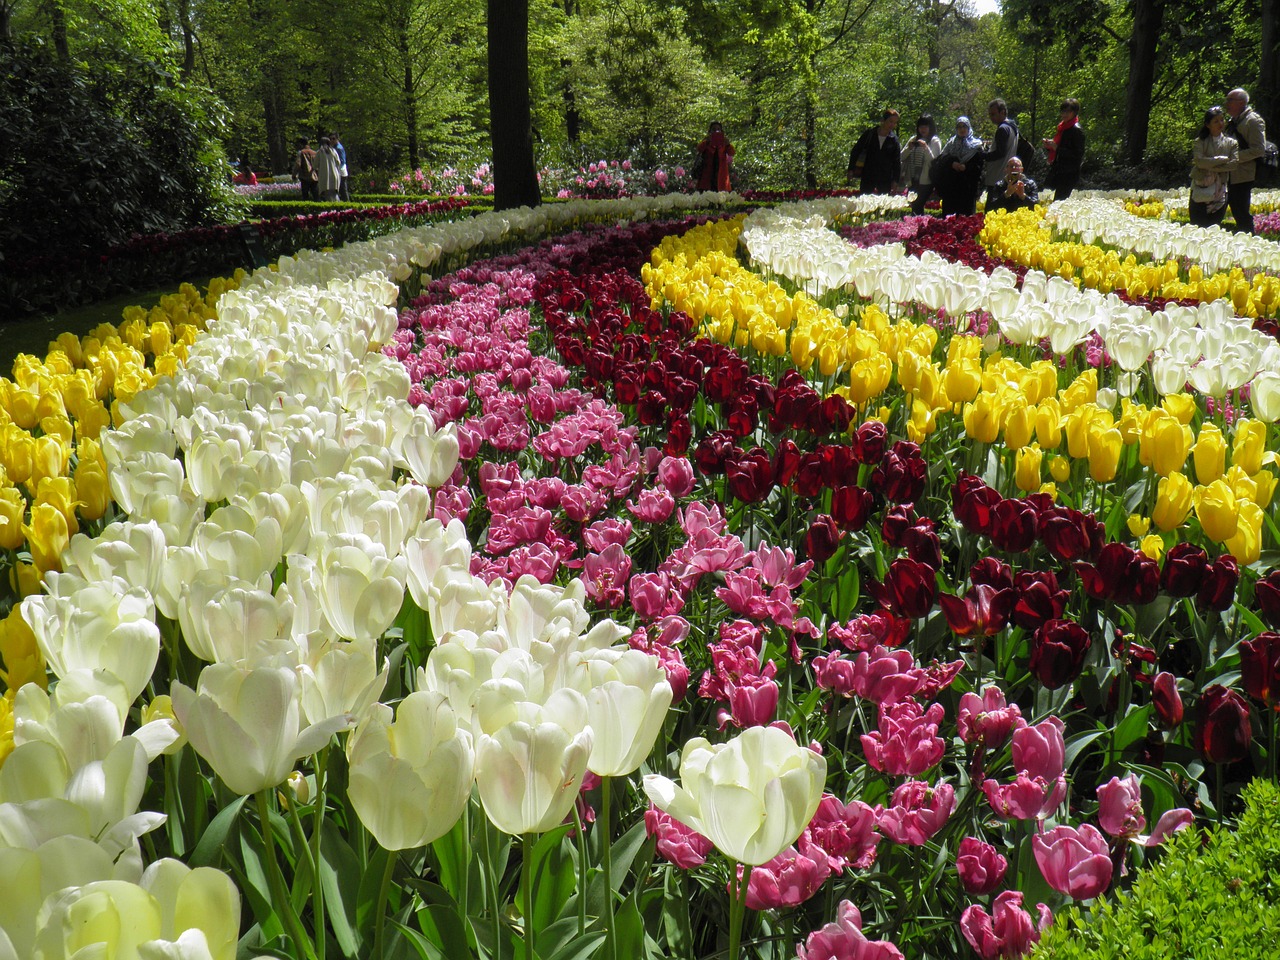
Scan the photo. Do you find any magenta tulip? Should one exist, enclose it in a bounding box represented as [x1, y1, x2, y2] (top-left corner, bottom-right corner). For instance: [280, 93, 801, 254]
[956, 837, 1008, 895]
[1032, 824, 1113, 899]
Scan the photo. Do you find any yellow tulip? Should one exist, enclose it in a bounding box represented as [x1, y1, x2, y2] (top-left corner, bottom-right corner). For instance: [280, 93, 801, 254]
[1194, 479, 1239, 542]
[1162, 394, 1197, 425]
[1253, 469, 1277, 508]
[1049, 455, 1071, 483]
[0, 485, 26, 551]
[1139, 535, 1166, 562]
[2, 383, 39, 431]
[964, 391, 1003, 444]
[2, 428, 34, 485]
[1035, 398, 1063, 450]
[1232, 418, 1266, 476]
[1151, 473, 1193, 532]
[1060, 369, 1098, 413]
[74, 456, 110, 521]
[1003, 397, 1035, 451]
[35, 476, 80, 535]
[21, 501, 69, 573]
[1064, 405, 1101, 459]
[1087, 425, 1123, 482]
[1223, 464, 1258, 505]
[943, 357, 982, 404]
[1127, 514, 1151, 538]
[0, 604, 46, 692]
[1141, 411, 1191, 477]
[1193, 423, 1227, 484]
[1225, 500, 1263, 565]
[1015, 445, 1043, 493]
[28, 434, 68, 492]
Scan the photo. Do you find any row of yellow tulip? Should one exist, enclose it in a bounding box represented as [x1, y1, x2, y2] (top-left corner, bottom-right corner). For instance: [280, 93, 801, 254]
[646, 216, 1274, 564]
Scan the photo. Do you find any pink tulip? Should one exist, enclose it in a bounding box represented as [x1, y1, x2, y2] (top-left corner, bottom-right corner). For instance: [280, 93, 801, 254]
[584, 518, 632, 552]
[957, 687, 1025, 748]
[1011, 717, 1065, 781]
[740, 839, 832, 909]
[797, 900, 904, 960]
[629, 572, 684, 620]
[753, 544, 812, 590]
[877, 781, 954, 845]
[1033, 823, 1113, 899]
[959, 891, 1052, 959]
[627, 487, 676, 523]
[1096, 774, 1145, 839]
[850, 647, 924, 705]
[582, 543, 631, 608]
[657, 456, 696, 497]
[645, 806, 713, 869]
[805, 794, 881, 871]
[1138, 808, 1194, 847]
[726, 675, 780, 728]
[956, 837, 1008, 895]
[861, 701, 946, 776]
[982, 773, 1066, 821]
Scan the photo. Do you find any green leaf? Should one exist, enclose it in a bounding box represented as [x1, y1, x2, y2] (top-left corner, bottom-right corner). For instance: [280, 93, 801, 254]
[320, 822, 364, 959]
[235, 832, 284, 941]
[189, 795, 247, 868]
[531, 824, 576, 930]
[412, 898, 472, 960]
[356, 845, 391, 937]
[541, 924, 606, 960]
[431, 811, 470, 905]
[1064, 728, 1109, 769]
[1113, 704, 1154, 753]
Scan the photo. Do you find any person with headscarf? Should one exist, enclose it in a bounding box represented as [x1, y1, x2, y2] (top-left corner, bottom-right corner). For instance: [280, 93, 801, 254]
[695, 122, 735, 192]
[934, 116, 985, 215]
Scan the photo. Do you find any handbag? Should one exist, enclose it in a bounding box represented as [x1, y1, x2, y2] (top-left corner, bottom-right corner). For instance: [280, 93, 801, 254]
[1190, 182, 1219, 203]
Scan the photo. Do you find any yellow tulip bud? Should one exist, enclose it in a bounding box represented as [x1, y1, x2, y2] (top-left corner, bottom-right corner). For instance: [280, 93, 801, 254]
[21, 501, 69, 573]
[1141, 412, 1192, 477]
[1004, 397, 1035, 451]
[1193, 423, 1227, 485]
[1152, 472, 1194, 532]
[1127, 514, 1151, 538]
[1015, 445, 1043, 493]
[1049, 455, 1071, 483]
[1194, 479, 1239, 542]
[1087, 425, 1123, 482]
[943, 357, 982, 404]
[963, 392, 1003, 444]
[1161, 394, 1197, 425]
[1225, 499, 1263, 565]
[1034, 398, 1063, 450]
[0, 485, 26, 551]
[2, 428, 34, 485]
[1232, 418, 1266, 476]
[0, 604, 47, 692]
[1139, 534, 1166, 562]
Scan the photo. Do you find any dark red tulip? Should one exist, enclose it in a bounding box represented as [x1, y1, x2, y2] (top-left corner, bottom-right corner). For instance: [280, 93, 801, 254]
[831, 485, 875, 531]
[1152, 672, 1184, 728]
[820, 395, 854, 434]
[705, 366, 743, 403]
[952, 475, 1000, 536]
[1076, 543, 1158, 605]
[726, 405, 758, 438]
[805, 514, 843, 563]
[881, 504, 917, 546]
[792, 457, 828, 498]
[725, 447, 775, 503]
[1195, 685, 1252, 764]
[989, 498, 1039, 553]
[970, 557, 1013, 592]
[902, 522, 943, 571]
[1160, 542, 1210, 598]
[873, 557, 937, 619]
[1196, 554, 1240, 612]
[1255, 571, 1280, 626]
[665, 416, 692, 456]
[872, 441, 926, 503]
[614, 374, 641, 405]
[773, 440, 802, 489]
[854, 420, 887, 464]
[1028, 619, 1092, 689]
[1040, 507, 1103, 563]
[637, 390, 666, 425]
[1240, 632, 1280, 710]
[694, 432, 736, 475]
[940, 583, 1017, 637]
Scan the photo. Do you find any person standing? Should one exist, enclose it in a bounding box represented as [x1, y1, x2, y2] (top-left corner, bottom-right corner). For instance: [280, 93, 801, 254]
[695, 122, 735, 192]
[980, 99, 1020, 199]
[901, 114, 942, 214]
[1043, 98, 1086, 200]
[847, 108, 901, 195]
[332, 132, 350, 201]
[1189, 105, 1238, 228]
[1225, 88, 1267, 233]
[293, 137, 318, 201]
[934, 117, 985, 216]
[315, 136, 343, 201]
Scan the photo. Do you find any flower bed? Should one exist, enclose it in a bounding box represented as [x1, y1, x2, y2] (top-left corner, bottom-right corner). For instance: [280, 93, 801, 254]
[2, 193, 1279, 960]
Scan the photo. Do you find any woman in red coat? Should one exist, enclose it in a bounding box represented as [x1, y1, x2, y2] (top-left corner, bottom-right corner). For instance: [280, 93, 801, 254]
[696, 122, 735, 191]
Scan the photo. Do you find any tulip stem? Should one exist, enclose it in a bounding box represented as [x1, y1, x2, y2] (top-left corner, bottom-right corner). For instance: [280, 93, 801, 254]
[374, 848, 397, 959]
[256, 790, 316, 960]
[311, 748, 328, 960]
[523, 833, 537, 960]
[727, 862, 753, 960]
[601, 776, 616, 960]
[573, 807, 588, 938]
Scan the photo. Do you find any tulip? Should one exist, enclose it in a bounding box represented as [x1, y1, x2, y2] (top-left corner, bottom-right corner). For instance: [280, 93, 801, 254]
[861, 700, 945, 777]
[1194, 479, 1239, 542]
[797, 900, 904, 960]
[1028, 619, 1092, 689]
[1225, 499, 1263, 565]
[345, 691, 474, 850]
[1012, 716, 1065, 781]
[1193, 422, 1227, 484]
[877, 780, 954, 845]
[939, 584, 1016, 638]
[657, 456, 696, 497]
[1039, 507, 1103, 563]
[1033, 823, 1112, 899]
[1195, 684, 1252, 764]
[0, 485, 26, 551]
[1096, 773, 1146, 839]
[1010, 570, 1068, 630]
[1258, 571, 1280, 626]
[172, 664, 353, 796]
[804, 794, 880, 871]
[643, 725, 827, 866]
[1196, 554, 1239, 612]
[872, 441, 926, 503]
[831, 485, 875, 531]
[959, 891, 1051, 960]
[646, 805, 715, 869]
[1152, 472, 1194, 532]
[805, 514, 843, 563]
[1240, 632, 1280, 710]
[956, 836, 1008, 895]
[577, 647, 673, 776]
[1086, 425, 1122, 483]
[1232, 418, 1267, 476]
[1014, 444, 1042, 492]
[872, 557, 936, 619]
[957, 687, 1024, 749]
[1152, 671, 1184, 727]
[725, 447, 775, 503]
[989, 498, 1038, 553]
[1139, 411, 1191, 477]
[741, 839, 831, 910]
[474, 688, 594, 835]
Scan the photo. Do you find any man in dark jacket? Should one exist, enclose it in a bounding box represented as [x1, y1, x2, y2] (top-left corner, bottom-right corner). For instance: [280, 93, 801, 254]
[981, 99, 1019, 197]
[1226, 88, 1268, 234]
[847, 109, 901, 194]
[986, 156, 1040, 212]
[1043, 98, 1085, 200]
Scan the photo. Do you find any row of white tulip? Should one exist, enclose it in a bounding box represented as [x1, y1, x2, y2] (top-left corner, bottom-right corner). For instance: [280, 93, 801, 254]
[1045, 197, 1280, 275]
[737, 200, 1280, 414]
[2, 194, 826, 959]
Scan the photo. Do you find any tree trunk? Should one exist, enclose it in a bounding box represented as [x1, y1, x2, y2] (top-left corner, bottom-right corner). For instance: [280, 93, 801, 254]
[1123, 0, 1164, 165]
[262, 78, 289, 174]
[488, 0, 541, 209]
[804, 90, 818, 190]
[401, 29, 419, 170]
[563, 0, 579, 145]
[46, 0, 68, 59]
[1261, 0, 1280, 130]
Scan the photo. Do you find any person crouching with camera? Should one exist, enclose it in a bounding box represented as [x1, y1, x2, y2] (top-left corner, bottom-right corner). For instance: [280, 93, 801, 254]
[985, 156, 1039, 212]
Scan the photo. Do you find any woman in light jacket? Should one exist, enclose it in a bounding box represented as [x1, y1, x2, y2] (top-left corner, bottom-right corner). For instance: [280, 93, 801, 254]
[1189, 106, 1238, 228]
[901, 114, 942, 214]
[315, 136, 344, 202]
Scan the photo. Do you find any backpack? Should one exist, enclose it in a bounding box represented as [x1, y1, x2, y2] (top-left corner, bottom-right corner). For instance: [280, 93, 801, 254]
[1016, 134, 1036, 170]
[1258, 140, 1280, 185]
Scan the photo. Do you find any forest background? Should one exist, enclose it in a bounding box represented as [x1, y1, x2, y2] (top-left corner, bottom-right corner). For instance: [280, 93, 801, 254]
[4, 0, 1280, 196]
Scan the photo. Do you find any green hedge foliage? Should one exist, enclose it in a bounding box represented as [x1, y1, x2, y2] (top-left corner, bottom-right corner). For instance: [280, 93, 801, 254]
[1034, 779, 1280, 959]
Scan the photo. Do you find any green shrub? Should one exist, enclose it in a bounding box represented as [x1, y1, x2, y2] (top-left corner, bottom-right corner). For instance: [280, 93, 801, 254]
[1033, 779, 1280, 960]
